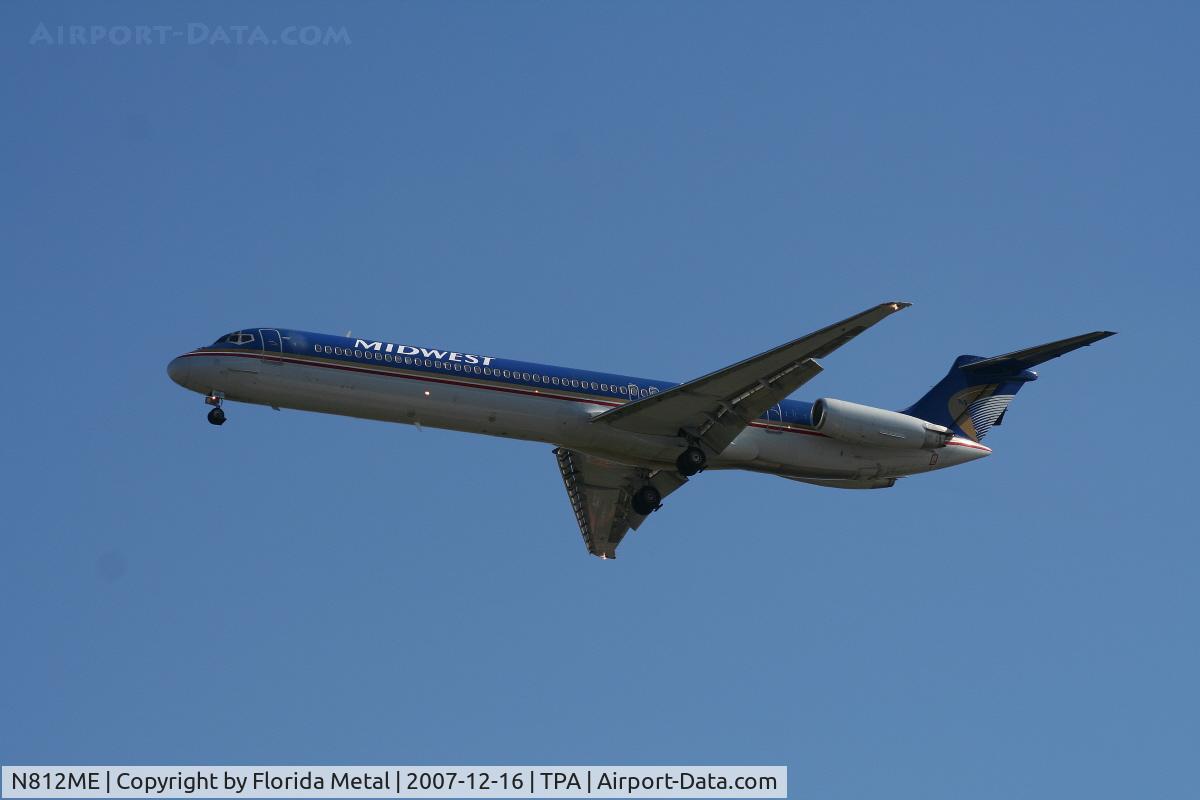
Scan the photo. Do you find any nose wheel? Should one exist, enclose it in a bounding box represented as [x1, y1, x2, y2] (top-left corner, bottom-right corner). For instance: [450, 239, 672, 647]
[204, 393, 226, 426]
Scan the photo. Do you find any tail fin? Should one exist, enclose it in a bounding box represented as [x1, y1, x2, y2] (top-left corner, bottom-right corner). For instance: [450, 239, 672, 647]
[903, 331, 1115, 441]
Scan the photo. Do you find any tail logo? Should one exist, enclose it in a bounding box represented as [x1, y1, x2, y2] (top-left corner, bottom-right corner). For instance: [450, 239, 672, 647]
[965, 394, 1013, 440]
[948, 385, 1014, 441]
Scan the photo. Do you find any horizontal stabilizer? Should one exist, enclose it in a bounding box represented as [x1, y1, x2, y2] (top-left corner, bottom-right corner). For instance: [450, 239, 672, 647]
[961, 331, 1116, 374]
[904, 329, 1115, 442]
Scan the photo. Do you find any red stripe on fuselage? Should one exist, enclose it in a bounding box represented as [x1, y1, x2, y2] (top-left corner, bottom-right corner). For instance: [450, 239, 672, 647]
[945, 440, 992, 452]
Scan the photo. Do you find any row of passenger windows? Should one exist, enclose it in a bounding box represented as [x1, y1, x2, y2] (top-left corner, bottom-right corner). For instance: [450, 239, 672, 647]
[313, 344, 653, 396]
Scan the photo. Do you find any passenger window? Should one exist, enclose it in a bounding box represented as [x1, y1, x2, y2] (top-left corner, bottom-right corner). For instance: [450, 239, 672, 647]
[334, 347, 343, 355]
[313, 345, 320, 353]
[551, 377, 560, 385]
[454, 364, 462, 371]
[324, 346, 332, 354]
[619, 386, 627, 395]
[590, 382, 599, 390]
[424, 359, 432, 367]
[483, 367, 491, 375]
[570, 379, 580, 388]
[601, 383, 609, 391]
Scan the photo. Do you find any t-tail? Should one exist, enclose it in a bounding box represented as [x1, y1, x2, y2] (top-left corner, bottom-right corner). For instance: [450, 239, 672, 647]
[902, 331, 1116, 442]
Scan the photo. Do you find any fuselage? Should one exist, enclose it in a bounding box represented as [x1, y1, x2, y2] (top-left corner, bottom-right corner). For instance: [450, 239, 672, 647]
[167, 327, 990, 481]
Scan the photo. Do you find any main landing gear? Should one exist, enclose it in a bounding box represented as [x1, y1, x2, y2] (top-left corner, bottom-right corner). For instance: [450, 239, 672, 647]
[675, 446, 707, 477]
[205, 393, 226, 426]
[630, 445, 705, 516]
[631, 485, 662, 516]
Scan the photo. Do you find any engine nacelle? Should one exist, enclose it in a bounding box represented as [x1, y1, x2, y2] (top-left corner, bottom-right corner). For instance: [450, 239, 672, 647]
[811, 397, 951, 450]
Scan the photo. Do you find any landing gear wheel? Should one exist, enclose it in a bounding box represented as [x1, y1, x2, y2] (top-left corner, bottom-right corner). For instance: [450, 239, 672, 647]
[676, 446, 707, 476]
[207, 407, 226, 426]
[631, 485, 662, 516]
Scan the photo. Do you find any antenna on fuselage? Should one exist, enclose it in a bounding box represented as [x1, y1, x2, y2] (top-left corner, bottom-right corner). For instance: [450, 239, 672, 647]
[345, 330, 352, 337]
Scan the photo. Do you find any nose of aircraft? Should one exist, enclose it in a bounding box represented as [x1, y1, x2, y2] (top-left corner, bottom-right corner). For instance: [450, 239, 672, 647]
[167, 357, 190, 387]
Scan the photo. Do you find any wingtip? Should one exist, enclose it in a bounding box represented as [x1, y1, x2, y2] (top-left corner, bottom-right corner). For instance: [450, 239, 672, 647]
[887, 301, 913, 311]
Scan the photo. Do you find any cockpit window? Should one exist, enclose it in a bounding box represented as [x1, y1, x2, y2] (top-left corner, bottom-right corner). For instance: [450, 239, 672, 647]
[214, 332, 255, 345]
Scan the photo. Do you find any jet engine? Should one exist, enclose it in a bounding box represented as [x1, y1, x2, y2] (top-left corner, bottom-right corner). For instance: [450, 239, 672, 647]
[811, 398, 951, 450]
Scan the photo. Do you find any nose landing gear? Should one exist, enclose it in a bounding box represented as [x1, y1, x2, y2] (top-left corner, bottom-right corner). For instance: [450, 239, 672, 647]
[204, 392, 226, 426]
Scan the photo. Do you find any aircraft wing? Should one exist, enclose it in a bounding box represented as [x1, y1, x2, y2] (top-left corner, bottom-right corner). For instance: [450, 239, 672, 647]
[554, 447, 688, 559]
[591, 301, 911, 454]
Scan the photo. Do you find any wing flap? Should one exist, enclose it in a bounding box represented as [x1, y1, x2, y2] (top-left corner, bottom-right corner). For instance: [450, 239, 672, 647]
[687, 358, 824, 453]
[554, 448, 687, 558]
[592, 302, 910, 453]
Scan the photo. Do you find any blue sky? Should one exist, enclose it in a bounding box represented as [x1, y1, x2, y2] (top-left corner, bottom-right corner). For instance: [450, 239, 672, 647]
[2, 2, 1197, 798]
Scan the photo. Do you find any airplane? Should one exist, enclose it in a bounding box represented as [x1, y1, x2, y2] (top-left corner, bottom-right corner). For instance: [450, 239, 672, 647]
[166, 302, 1113, 558]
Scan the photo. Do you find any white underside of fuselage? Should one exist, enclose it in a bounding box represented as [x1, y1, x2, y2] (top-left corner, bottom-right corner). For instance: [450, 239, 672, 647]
[174, 353, 989, 481]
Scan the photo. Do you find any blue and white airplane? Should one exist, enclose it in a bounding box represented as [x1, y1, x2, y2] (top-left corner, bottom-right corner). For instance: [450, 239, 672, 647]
[167, 303, 1113, 558]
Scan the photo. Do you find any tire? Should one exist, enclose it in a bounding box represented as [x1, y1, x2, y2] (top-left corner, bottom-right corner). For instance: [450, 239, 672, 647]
[207, 407, 226, 426]
[676, 446, 706, 476]
[631, 485, 662, 516]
